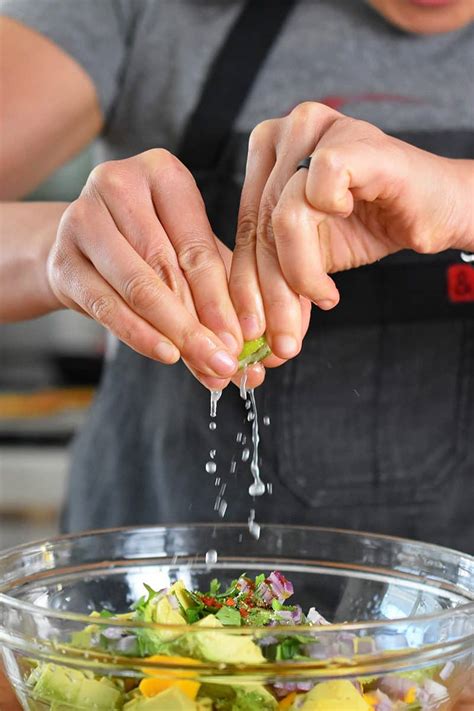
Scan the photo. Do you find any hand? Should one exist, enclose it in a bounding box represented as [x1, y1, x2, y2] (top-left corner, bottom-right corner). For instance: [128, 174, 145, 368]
[48, 149, 264, 391]
[230, 102, 474, 361]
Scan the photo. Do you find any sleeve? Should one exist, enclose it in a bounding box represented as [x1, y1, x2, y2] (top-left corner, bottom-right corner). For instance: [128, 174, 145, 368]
[0, 0, 134, 119]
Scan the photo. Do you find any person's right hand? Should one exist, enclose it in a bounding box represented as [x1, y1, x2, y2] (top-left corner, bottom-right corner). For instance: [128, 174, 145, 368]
[47, 149, 259, 391]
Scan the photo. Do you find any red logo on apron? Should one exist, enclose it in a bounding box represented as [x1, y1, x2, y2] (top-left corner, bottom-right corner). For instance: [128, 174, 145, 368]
[447, 264, 474, 303]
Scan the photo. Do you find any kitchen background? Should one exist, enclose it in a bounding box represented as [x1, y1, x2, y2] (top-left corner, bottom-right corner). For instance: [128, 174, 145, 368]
[0, 147, 104, 548]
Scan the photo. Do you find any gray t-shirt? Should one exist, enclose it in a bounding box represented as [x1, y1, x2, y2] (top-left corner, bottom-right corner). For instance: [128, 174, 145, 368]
[2, 0, 473, 163]
[2, 0, 474, 549]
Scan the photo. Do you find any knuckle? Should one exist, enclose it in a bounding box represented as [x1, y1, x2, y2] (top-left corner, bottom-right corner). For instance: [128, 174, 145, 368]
[148, 251, 180, 292]
[249, 119, 277, 147]
[271, 204, 296, 235]
[88, 293, 117, 325]
[235, 209, 258, 249]
[411, 228, 434, 254]
[59, 198, 88, 235]
[143, 148, 190, 181]
[177, 238, 218, 277]
[88, 160, 130, 198]
[179, 323, 203, 356]
[47, 246, 68, 289]
[289, 101, 326, 129]
[312, 146, 344, 173]
[292, 272, 317, 299]
[257, 204, 278, 253]
[123, 272, 160, 311]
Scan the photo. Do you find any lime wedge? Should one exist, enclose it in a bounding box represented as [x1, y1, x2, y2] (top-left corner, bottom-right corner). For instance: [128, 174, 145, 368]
[238, 336, 271, 369]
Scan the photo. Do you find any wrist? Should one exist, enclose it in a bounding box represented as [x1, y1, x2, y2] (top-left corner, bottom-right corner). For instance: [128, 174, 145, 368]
[0, 202, 68, 322]
[445, 159, 474, 253]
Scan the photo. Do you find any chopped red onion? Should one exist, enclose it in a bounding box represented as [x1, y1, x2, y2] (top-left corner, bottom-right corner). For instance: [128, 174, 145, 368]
[236, 576, 252, 595]
[417, 679, 449, 708]
[115, 635, 137, 653]
[167, 593, 180, 609]
[307, 606, 329, 625]
[102, 627, 126, 640]
[378, 675, 416, 700]
[257, 635, 279, 647]
[267, 571, 294, 602]
[439, 661, 454, 681]
[273, 680, 314, 697]
[372, 689, 395, 710]
[256, 581, 274, 604]
[355, 637, 376, 655]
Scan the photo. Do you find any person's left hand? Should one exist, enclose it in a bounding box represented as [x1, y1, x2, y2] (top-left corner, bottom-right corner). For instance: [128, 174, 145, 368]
[230, 102, 474, 363]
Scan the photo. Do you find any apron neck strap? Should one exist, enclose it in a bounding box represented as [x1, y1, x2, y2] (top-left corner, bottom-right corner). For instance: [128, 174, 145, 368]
[177, 0, 297, 171]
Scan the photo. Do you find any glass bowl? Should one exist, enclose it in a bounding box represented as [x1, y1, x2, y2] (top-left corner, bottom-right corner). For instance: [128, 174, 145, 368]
[0, 524, 472, 710]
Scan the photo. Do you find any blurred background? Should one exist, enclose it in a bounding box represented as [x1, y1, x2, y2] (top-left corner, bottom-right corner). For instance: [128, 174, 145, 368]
[0, 147, 103, 547]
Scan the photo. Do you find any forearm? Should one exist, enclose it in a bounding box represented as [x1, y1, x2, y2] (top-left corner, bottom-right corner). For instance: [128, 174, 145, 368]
[0, 202, 67, 322]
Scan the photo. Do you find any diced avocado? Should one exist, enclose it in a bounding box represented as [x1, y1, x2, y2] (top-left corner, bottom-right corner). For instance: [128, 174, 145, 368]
[176, 615, 264, 665]
[194, 614, 222, 628]
[196, 699, 213, 711]
[31, 663, 84, 704]
[75, 677, 123, 709]
[124, 685, 196, 710]
[198, 683, 277, 710]
[169, 581, 193, 611]
[153, 596, 186, 626]
[183, 624, 264, 665]
[30, 663, 124, 710]
[238, 337, 271, 368]
[139, 595, 186, 648]
[300, 681, 370, 710]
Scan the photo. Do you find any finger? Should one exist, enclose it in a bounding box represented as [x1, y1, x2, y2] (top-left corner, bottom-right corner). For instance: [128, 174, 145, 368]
[183, 360, 231, 392]
[51, 249, 181, 364]
[71, 206, 239, 379]
[272, 170, 340, 308]
[230, 120, 277, 340]
[145, 150, 243, 355]
[87, 161, 196, 316]
[261, 296, 312, 369]
[256, 197, 303, 361]
[305, 119, 396, 214]
[231, 362, 266, 390]
[244, 107, 337, 357]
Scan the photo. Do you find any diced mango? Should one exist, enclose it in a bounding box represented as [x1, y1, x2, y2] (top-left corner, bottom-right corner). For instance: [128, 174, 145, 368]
[139, 677, 200, 700]
[279, 691, 297, 709]
[363, 692, 379, 708]
[140, 655, 201, 700]
[404, 687, 417, 704]
[144, 655, 201, 672]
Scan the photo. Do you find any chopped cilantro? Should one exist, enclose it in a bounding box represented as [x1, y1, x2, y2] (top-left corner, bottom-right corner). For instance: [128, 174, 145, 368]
[209, 578, 221, 596]
[185, 607, 202, 624]
[246, 608, 273, 626]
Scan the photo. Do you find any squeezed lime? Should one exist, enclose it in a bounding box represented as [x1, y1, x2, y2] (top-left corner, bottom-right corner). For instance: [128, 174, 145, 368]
[238, 337, 271, 369]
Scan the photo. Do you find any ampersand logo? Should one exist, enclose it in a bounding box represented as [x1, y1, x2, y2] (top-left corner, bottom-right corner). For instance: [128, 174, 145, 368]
[447, 264, 474, 303]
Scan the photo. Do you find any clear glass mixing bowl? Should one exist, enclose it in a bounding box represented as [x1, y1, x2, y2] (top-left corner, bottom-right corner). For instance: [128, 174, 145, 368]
[0, 524, 472, 710]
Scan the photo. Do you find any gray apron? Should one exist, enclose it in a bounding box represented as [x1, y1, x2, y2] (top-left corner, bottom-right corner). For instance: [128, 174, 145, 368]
[65, 0, 474, 553]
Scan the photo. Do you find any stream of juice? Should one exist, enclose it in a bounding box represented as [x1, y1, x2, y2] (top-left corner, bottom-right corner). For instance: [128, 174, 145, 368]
[206, 370, 267, 547]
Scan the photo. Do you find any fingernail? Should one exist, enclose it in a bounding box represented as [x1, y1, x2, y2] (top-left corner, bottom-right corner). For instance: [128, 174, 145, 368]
[318, 299, 336, 311]
[218, 331, 240, 356]
[153, 341, 180, 363]
[240, 314, 261, 340]
[272, 334, 299, 359]
[209, 349, 237, 376]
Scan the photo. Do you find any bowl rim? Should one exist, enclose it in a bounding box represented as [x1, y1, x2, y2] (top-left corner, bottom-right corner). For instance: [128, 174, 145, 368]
[0, 523, 473, 635]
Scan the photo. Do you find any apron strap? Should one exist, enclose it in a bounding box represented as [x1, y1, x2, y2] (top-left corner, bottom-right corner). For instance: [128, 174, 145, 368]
[177, 0, 296, 171]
